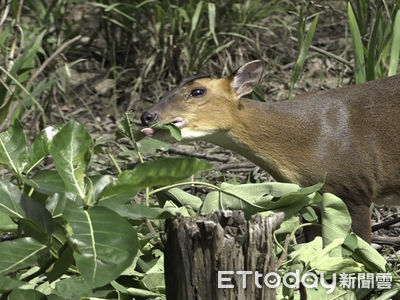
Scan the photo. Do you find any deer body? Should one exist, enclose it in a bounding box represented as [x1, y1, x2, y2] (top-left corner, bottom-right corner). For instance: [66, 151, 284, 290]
[140, 61, 400, 242]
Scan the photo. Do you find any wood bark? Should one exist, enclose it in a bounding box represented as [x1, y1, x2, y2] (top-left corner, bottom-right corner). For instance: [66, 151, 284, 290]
[163, 210, 285, 300]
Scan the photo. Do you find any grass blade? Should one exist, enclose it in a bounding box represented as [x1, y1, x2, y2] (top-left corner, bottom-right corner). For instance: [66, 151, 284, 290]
[289, 14, 319, 99]
[348, 2, 366, 84]
[189, 1, 203, 39]
[388, 9, 400, 76]
[208, 2, 218, 45]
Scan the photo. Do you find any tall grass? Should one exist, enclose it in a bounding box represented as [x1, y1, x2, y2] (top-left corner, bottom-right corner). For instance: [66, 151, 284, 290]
[348, 0, 400, 83]
[92, 0, 289, 110]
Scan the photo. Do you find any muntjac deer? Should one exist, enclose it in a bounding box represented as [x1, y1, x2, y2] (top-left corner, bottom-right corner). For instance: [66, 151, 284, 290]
[140, 60, 400, 243]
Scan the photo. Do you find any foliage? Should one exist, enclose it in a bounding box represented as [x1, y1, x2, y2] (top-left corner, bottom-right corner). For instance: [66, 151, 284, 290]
[1, 0, 400, 299]
[0, 118, 397, 299]
[348, 0, 400, 83]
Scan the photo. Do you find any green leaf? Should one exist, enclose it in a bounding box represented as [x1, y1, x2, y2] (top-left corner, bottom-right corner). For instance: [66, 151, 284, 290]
[24, 125, 61, 174]
[320, 193, 352, 246]
[348, 2, 366, 84]
[99, 202, 175, 220]
[24, 170, 66, 195]
[0, 275, 24, 292]
[153, 122, 182, 141]
[46, 245, 74, 282]
[111, 280, 164, 297]
[0, 180, 24, 219]
[388, 9, 400, 76]
[0, 180, 53, 235]
[49, 121, 93, 198]
[0, 120, 26, 176]
[349, 234, 387, 272]
[289, 14, 319, 99]
[97, 182, 138, 204]
[20, 193, 53, 236]
[63, 202, 138, 288]
[8, 289, 47, 300]
[208, 2, 218, 45]
[290, 236, 323, 267]
[0, 237, 47, 275]
[52, 277, 92, 300]
[141, 255, 165, 291]
[138, 137, 169, 155]
[201, 181, 319, 218]
[189, 1, 203, 39]
[157, 187, 203, 211]
[119, 157, 211, 190]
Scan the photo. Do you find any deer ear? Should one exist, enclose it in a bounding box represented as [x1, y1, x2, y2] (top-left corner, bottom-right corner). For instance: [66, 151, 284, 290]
[230, 60, 263, 98]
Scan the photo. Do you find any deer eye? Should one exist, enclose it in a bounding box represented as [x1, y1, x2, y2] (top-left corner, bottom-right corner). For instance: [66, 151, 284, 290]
[189, 88, 206, 98]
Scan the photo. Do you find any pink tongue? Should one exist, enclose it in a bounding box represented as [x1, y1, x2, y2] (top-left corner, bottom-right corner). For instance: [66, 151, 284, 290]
[141, 128, 155, 137]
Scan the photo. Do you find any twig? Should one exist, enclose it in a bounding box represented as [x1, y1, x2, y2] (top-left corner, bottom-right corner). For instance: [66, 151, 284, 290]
[372, 235, 400, 246]
[275, 233, 291, 271]
[0, 0, 10, 27]
[165, 148, 230, 163]
[26, 35, 82, 90]
[215, 162, 256, 171]
[290, 36, 352, 68]
[372, 216, 400, 231]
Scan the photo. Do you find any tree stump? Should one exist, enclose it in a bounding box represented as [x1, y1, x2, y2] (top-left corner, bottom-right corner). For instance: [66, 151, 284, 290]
[163, 210, 285, 300]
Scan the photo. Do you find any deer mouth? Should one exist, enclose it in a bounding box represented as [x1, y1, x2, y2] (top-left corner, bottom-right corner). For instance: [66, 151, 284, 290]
[141, 117, 187, 137]
[170, 117, 187, 129]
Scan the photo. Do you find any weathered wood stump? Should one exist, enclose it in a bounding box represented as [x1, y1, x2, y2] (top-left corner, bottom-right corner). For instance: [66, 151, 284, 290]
[163, 210, 285, 300]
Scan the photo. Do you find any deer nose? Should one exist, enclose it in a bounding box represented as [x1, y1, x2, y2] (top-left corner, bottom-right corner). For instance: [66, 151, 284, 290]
[141, 111, 159, 126]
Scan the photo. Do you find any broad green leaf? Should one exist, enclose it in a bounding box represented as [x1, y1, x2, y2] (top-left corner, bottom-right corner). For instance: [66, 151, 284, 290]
[24, 125, 61, 174]
[290, 236, 323, 267]
[0, 120, 26, 176]
[24, 170, 66, 195]
[0, 180, 24, 219]
[46, 193, 70, 217]
[52, 277, 92, 300]
[388, 9, 400, 76]
[320, 193, 351, 246]
[201, 181, 319, 218]
[8, 289, 47, 300]
[97, 181, 138, 204]
[151, 122, 182, 141]
[49, 121, 93, 198]
[21, 195, 53, 235]
[0, 275, 24, 292]
[348, 2, 366, 84]
[141, 255, 165, 291]
[63, 202, 138, 288]
[157, 187, 203, 211]
[0, 237, 47, 275]
[137, 137, 169, 155]
[0, 211, 17, 232]
[88, 174, 114, 203]
[350, 234, 387, 272]
[46, 245, 74, 282]
[111, 280, 164, 297]
[311, 256, 363, 274]
[0, 180, 53, 235]
[119, 157, 211, 189]
[99, 202, 175, 220]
